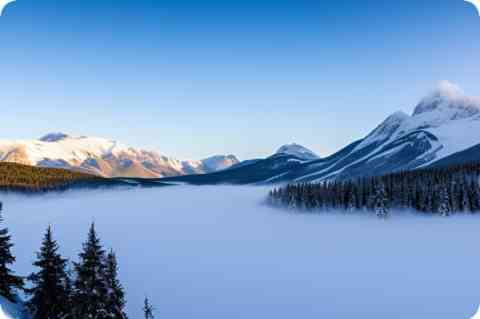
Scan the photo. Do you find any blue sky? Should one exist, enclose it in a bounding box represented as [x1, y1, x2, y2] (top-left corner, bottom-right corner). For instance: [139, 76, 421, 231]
[0, 0, 479, 159]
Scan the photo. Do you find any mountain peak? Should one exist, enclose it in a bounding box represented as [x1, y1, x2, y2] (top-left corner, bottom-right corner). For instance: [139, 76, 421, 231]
[413, 81, 480, 118]
[435, 80, 464, 99]
[39, 132, 70, 142]
[275, 143, 319, 160]
[199, 155, 240, 173]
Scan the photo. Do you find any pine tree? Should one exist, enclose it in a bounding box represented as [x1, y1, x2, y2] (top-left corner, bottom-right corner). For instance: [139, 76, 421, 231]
[26, 226, 72, 319]
[450, 181, 459, 213]
[374, 182, 389, 218]
[143, 297, 155, 319]
[64, 263, 74, 319]
[458, 176, 471, 212]
[347, 187, 356, 212]
[288, 191, 297, 210]
[0, 211, 23, 302]
[461, 186, 471, 212]
[468, 180, 480, 213]
[73, 223, 109, 319]
[438, 186, 451, 217]
[105, 250, 128, 319]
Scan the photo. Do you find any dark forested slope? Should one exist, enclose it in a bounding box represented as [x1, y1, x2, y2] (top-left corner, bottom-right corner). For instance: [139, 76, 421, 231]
[0, 162, 102, 192]
[268, 162, 480, 216]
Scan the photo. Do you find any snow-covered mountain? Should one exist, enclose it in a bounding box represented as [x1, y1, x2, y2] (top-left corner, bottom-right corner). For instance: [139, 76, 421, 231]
[273, 81, 480, 182]
[0, 134, 239, 178]
[160, 81, 480, 185]
[275, 143, 319, 160]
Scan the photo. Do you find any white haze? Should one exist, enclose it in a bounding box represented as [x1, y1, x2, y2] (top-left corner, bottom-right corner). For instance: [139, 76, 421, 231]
[3, 186, 480, 319]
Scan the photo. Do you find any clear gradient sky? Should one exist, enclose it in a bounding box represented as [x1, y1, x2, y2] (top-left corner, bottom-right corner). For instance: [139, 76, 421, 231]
[0, 0, 479, 160]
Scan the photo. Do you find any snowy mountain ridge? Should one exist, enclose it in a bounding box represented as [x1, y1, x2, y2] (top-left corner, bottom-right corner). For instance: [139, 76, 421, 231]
[352, 81, 480, 169]
[275, 143, 319, 160]
[0, 134, 239, 178]
[291, 81, 480, 182]
[159, 81, 480, 185]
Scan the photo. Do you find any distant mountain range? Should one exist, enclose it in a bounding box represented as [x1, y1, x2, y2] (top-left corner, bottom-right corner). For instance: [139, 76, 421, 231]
[0, 133, 239, 178]
[159, 81, 480, 185]
[1, 81, 479, 185]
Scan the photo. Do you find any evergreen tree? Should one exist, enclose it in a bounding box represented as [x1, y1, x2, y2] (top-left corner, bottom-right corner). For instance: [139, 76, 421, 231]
[143, 297, 155, 319]
[64, 263, 74, 318]
[470, 180, 480, 212]
[288, 190, 297, 210]
[26, 226, 72, 319]
[73, 223, 109, 319]
[105, 250, 128, 319]
[450, 181, 460, 213]
[374, 182, 389, 218]
[438, 186, 451, 217]
[461, 186, 471, 212]
[347, 187, 356, 212]
[0, 211, 23, 302]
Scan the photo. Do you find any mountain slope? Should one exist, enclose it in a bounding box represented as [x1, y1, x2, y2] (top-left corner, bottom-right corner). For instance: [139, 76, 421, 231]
[0, 162, 172, 191]
[160, 81, 480, 185]
[0, 162, 98, 191]
[428, 144, 480, 169]
[0, 134, 239, 178]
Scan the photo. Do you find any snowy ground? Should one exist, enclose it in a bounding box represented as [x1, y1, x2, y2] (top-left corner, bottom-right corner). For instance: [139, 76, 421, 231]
[3, 186, 480, 319]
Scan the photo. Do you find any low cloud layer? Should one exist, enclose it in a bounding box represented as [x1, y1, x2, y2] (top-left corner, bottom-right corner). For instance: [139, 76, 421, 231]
[4, 186, 480, 318]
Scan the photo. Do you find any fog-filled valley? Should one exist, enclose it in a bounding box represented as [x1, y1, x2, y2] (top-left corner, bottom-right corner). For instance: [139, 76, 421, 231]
[4, 186, 480, 319]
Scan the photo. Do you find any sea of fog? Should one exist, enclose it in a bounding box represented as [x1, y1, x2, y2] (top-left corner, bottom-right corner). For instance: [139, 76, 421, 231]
[3, 186, 480, 319]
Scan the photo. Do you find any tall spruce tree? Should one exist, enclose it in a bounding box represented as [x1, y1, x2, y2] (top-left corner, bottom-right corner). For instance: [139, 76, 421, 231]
[374, 182, 389, 218]
[26, 226, 72, 319]
[0, 211, 23, 302]
[105, 250, 128, 319]
[438, 186, 451, 217]
[347, 188, 356, 212]
[64, 263, 74, 318]
[143, 297, 155, 319]
[73, 223, 109, 319]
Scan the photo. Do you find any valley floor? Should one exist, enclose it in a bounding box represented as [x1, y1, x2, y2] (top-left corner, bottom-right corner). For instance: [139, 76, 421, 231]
[4, 186, 480, 319]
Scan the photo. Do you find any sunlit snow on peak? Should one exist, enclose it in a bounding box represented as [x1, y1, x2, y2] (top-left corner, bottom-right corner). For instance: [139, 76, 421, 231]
[413, 81, 480, 118]
[275, 143, 319, 160]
